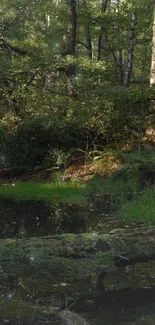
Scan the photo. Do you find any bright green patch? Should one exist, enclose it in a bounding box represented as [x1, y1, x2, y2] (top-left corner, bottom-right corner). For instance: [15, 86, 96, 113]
[59, 233, 77, 243]
[118, 186, 155, 225]
[0, 181, 86, 205]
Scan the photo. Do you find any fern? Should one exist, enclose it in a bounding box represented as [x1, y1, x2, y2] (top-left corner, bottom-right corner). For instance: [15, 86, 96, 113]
[117, 145, 155, 177]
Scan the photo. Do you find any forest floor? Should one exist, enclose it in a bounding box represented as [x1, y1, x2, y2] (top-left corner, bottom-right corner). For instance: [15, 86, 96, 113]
[0, 151, 120, 185]
[0, 164, 94, 184]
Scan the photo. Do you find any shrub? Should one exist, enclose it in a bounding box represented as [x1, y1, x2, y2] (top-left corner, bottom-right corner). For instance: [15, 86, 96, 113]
[117, 144, 155, 187]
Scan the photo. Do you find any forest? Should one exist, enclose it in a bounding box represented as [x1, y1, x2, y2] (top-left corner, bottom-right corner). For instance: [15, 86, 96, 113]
[1, 0, 155, 222]
[1, 1, 155, 325]
[0, 0, 154, 170]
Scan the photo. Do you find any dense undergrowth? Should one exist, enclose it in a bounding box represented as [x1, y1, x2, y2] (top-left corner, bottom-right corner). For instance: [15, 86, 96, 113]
[1, 87, 154, 169]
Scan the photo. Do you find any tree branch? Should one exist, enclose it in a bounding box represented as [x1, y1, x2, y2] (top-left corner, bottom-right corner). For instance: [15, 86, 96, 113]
[0, 38, 34, 56]
[76, 40, 90, 49]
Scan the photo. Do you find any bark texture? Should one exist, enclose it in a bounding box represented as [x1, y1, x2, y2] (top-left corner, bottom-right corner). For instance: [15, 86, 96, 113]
[97, 0, 108, 61]
[83, 0, 92, 60]
[66, 0, 77, 99]
[124, 13, 137, 87]
[150, 1, 155, 87]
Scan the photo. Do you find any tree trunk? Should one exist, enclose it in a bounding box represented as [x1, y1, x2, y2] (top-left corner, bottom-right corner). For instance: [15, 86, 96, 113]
[85, 24, 92, 60]
[83, 0, 92, 60]
[97, 0, 108, 61]
[97, 0, 125, 84]
[150, 1, 155, 87]
[66, 0, 77, 63]
[117, 50, 124, 85]
[65, 0, 77, 101]
[124, 12, 137, 87]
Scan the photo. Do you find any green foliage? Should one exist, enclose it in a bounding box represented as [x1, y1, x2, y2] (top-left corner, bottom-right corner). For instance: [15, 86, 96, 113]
[0, 117, 53, 168]
[0, 113, 107, 169]
[118, 186, 155, 225]
[86, 173, 139, 214]
[117, 145, 155, 186]
[113, 146, 155, 225]
[86, 144, 155, 216]
[87, 174, 139, 196]
[0, 0, 154, 170]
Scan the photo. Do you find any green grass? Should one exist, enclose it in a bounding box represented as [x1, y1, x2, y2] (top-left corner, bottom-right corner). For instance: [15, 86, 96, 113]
[1, 174, 154, 228]
[118, 186, 155, 225]
[87, 174, 139, 195]
[0, 181, 86, 204]
[0, 174, 140, 207]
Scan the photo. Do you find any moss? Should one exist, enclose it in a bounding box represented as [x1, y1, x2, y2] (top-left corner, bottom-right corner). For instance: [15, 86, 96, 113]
[0, 299, 36, 318]
[5, 239, 16, 246]
[0, 232, 154, 300]
[0, 234, 132, 281]
[58, 233, 77, 244]
[0, 299, 64, 325]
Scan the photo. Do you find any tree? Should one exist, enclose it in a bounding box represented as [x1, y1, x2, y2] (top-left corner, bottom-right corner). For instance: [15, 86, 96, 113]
[150, 0, 155, 87]
[83, 0, 92, 60]
[98, 0, 109, 61]
[124, 12, 137, 87]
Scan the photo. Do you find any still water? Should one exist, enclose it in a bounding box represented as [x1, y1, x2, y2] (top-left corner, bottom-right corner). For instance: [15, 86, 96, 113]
[0, 198, 122, 238]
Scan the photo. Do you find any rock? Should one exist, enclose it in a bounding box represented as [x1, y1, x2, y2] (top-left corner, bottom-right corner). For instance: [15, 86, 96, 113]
[60, 310, 88, 325]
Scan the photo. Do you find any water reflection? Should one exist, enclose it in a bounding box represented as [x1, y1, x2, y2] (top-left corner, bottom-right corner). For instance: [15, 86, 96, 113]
[0, 198, 131, 238]
[0, 199, 94, 238]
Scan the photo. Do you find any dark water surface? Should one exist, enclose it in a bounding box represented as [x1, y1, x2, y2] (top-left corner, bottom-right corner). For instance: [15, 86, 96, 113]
[0, 198, 122, 238]
[86, 287, 155, 325]
[0, 199, 90, 237]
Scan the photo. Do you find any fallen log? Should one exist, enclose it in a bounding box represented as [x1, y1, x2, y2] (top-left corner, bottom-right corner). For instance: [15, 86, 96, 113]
[0, 228, 155, 300]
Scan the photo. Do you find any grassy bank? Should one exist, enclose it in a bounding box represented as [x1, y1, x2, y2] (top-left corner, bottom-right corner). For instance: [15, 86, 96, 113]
[1, 178, 155, 226]
[119, 186, 155, 225]
[0, 181, 86, 205]
[0, 173, 139, 205]
[1, 147, 155, 227]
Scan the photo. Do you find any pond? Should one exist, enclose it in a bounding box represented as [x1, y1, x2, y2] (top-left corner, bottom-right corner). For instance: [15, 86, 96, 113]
[0, 198, 123, 238]
[0, 198, 155, 325]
